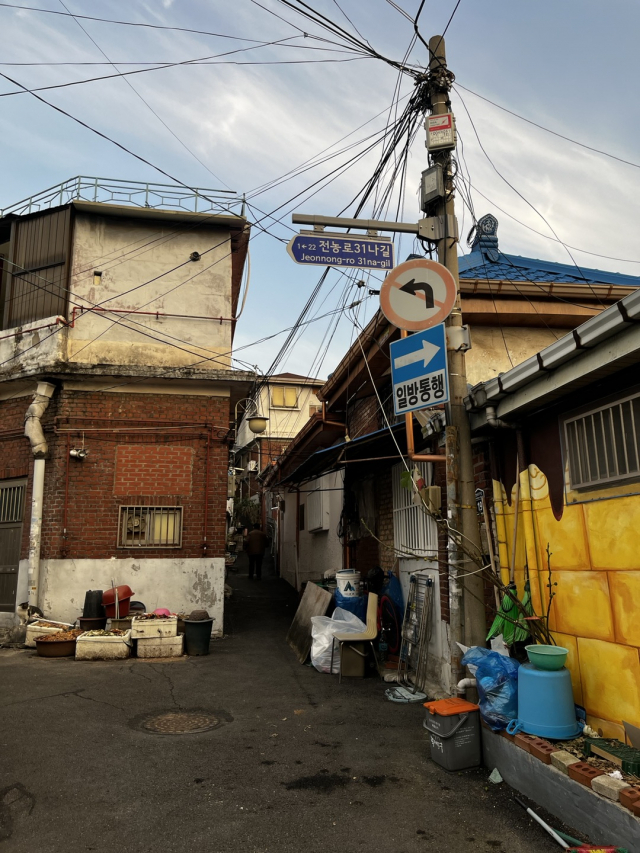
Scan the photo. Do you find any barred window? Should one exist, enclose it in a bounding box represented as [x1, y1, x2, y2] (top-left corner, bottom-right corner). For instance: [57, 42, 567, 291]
[118, 506, 182, 548]
[564, 393, 640, 489]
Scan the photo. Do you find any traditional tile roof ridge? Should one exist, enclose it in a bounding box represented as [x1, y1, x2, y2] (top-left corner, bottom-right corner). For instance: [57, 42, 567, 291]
[458, 214, 640, 288]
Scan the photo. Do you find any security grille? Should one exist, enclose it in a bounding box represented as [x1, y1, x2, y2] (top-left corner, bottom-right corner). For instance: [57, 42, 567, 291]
[118, 506, 182, 548]
[0, 482, 26, 523]
[0, 480, 26, 612]
[564, 394, 640, 488]
[392, 462, 438, 556]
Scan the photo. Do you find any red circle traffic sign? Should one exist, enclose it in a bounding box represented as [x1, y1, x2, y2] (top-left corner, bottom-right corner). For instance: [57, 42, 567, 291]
[379, 258, 457, 332]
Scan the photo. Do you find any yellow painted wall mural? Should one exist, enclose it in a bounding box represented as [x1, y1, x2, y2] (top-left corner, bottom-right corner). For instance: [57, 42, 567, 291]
[492, 463, 640, 741]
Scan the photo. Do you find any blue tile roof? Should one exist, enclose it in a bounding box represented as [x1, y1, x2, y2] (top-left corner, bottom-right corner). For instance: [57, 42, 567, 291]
[458, 215, 640, 288]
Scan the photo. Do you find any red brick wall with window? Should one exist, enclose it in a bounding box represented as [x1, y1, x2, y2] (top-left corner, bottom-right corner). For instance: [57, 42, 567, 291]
[0, 390, 231, 561]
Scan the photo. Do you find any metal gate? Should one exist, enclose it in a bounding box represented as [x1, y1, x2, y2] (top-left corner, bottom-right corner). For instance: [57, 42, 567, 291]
[391, 462, 438, 557]
[0, 480, 26, 612]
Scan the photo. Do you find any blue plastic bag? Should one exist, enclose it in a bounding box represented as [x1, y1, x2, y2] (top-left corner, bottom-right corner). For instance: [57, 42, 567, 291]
[333, 588, 367, 622]
[461, 647, 519, 731]
[382, 571, 404, 613]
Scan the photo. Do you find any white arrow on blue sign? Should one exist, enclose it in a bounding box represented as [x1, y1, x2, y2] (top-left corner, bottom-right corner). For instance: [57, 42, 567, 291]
[389, 323, 449, 416]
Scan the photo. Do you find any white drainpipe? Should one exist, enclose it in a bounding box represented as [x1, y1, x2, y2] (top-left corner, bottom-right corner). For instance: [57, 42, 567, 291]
[24, 382, 56, 608]
[457, 677, 477, 695]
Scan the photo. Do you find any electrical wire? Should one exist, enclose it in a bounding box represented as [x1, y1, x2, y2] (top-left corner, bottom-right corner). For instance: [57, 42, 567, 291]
[455, 82, 640, 172]
[57, 0, 231, 189]
[0, 2, 366, 50]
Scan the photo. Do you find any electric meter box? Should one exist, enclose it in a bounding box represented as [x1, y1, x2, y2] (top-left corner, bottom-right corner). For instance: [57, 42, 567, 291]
[421, 165, 445, 211]
[425, 113, 456, 151]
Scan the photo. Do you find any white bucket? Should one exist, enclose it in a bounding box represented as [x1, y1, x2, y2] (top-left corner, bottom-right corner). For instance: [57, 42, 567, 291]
[336, 570, 361, 598]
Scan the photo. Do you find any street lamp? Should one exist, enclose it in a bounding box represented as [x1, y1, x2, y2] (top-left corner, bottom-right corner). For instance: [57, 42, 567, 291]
[235, 397, 268, 436]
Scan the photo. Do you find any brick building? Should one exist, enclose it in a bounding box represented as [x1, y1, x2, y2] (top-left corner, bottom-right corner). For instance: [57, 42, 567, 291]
[0, 177, 254, 631]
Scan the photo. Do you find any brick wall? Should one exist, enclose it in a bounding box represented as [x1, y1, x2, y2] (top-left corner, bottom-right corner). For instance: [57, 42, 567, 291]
[114, 446, 194, 495]
[348, 395, 379, 439]
[0, 389, 231, 562]
[375, 467, 395, 574]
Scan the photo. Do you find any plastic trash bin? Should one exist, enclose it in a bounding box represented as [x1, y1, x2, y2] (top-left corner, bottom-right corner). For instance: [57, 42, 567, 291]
[423, 698, 481, 771]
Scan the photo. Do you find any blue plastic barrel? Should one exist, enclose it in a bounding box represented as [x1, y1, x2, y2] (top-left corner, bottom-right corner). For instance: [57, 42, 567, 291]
[507, 663, 581, 740]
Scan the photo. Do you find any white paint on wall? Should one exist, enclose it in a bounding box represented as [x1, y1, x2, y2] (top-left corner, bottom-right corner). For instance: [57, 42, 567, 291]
[236, 381, 321, 449]
[281, 470, 344, 590]
[32, 557, 225, 635]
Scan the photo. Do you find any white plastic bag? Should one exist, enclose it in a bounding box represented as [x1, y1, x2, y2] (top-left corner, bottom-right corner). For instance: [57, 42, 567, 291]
[310, 607, 367, 674]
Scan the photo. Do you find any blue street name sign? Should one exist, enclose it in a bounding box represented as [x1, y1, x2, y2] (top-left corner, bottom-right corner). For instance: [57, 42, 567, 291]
[389, 323, 449, 416]
[287, 233, 394, 270]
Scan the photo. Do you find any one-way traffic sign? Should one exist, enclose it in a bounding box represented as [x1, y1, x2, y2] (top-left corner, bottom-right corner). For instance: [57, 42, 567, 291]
[389, 324, 449, 416]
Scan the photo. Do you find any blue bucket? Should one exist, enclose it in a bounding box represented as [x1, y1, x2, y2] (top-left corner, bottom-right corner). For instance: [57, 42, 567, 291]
[507, 663, 582, 740]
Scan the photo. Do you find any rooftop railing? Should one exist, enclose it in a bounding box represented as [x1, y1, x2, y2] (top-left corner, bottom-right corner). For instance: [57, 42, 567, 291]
[1, 176, 245, 218]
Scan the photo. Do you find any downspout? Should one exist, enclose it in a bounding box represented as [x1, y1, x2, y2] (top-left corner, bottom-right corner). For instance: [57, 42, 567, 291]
[24, 382, 56, 608]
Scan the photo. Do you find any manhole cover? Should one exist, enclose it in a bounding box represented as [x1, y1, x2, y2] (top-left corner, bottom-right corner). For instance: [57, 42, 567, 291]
[142, 711, 221, 735]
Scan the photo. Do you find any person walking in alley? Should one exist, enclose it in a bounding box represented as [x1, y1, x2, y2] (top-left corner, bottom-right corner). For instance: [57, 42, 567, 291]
[246, 523, 268, 580]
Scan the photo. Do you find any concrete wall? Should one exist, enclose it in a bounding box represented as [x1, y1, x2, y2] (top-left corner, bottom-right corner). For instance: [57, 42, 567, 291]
[466, 326, 571, 387]
[298, 471, 344, 588]
[279, 471, 344, 591]
[236, 383, 321, 450]
[34, 557, 225, 635]
[67, 213, 234, 369]
[0, 315, 68, 380]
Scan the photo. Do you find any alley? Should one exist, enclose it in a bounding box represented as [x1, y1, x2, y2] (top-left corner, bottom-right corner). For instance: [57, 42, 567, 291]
[0, 565, 565, 853]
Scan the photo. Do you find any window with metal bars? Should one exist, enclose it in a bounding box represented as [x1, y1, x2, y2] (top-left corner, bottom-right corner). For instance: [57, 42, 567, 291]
[118, 506, 182, 548]
[564, 393, 640, 489]
[391, 462, 438, 556]
[0, 481, 26, 523]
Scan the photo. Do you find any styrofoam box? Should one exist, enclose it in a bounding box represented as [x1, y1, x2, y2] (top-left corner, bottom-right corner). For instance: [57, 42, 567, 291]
[136, 634, 184, 659]
[131, 616, 178, 639]
[25, 620, 74, 648]
[76, 630, 132, 660]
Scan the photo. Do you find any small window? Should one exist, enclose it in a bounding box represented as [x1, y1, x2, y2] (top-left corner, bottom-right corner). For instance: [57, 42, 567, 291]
[564, 393, 640, 489]
[118, 506, 182, 548]
[271, 386, 298, 408]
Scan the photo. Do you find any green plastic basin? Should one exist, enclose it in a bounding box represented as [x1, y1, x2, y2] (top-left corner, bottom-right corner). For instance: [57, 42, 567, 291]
[525, 644, 568, 670]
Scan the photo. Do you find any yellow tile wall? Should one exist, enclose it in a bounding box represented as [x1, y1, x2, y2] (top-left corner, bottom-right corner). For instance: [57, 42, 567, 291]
[577, 638, 640, 726]
[494, 464, 640, 733]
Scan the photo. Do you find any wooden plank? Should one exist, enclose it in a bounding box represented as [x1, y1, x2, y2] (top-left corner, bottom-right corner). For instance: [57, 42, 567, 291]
[286, 582, 332, 664]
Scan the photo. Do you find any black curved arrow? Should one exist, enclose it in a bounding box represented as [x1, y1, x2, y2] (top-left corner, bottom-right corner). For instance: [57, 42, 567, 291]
[399, 278, 434, 308]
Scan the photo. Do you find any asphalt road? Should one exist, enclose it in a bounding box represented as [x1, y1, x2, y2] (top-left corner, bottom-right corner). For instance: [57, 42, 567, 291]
[0, 561, 568, 853]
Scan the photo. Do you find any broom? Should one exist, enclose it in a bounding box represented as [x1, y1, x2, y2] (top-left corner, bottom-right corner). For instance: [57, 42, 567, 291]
[487, 469, 521, 643]
[513, 573, 534, 643]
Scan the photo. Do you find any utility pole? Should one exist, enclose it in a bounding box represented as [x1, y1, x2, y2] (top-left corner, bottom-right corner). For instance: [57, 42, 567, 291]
[426, 35, 486, 653]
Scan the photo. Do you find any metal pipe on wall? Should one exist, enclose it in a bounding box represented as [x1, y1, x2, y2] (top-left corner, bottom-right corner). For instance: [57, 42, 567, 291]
[24, 381, 56, 608]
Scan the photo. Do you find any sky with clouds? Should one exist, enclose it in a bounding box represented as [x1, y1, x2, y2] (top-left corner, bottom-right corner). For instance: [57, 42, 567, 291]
[1, 0, 639, 379]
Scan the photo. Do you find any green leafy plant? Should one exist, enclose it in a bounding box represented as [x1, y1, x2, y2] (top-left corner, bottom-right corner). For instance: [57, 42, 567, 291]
[234, 497, 261, 529]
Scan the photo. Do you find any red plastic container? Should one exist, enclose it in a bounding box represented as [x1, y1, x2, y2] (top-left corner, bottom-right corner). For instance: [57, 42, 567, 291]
[102, 585, 133, 618]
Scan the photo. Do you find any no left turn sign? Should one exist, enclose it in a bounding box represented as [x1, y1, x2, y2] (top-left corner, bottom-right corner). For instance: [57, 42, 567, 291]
[379, 258, 457, 332]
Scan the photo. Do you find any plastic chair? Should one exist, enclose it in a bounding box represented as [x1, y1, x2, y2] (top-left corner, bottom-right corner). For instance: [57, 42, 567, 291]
[330, 593, 379, 683]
